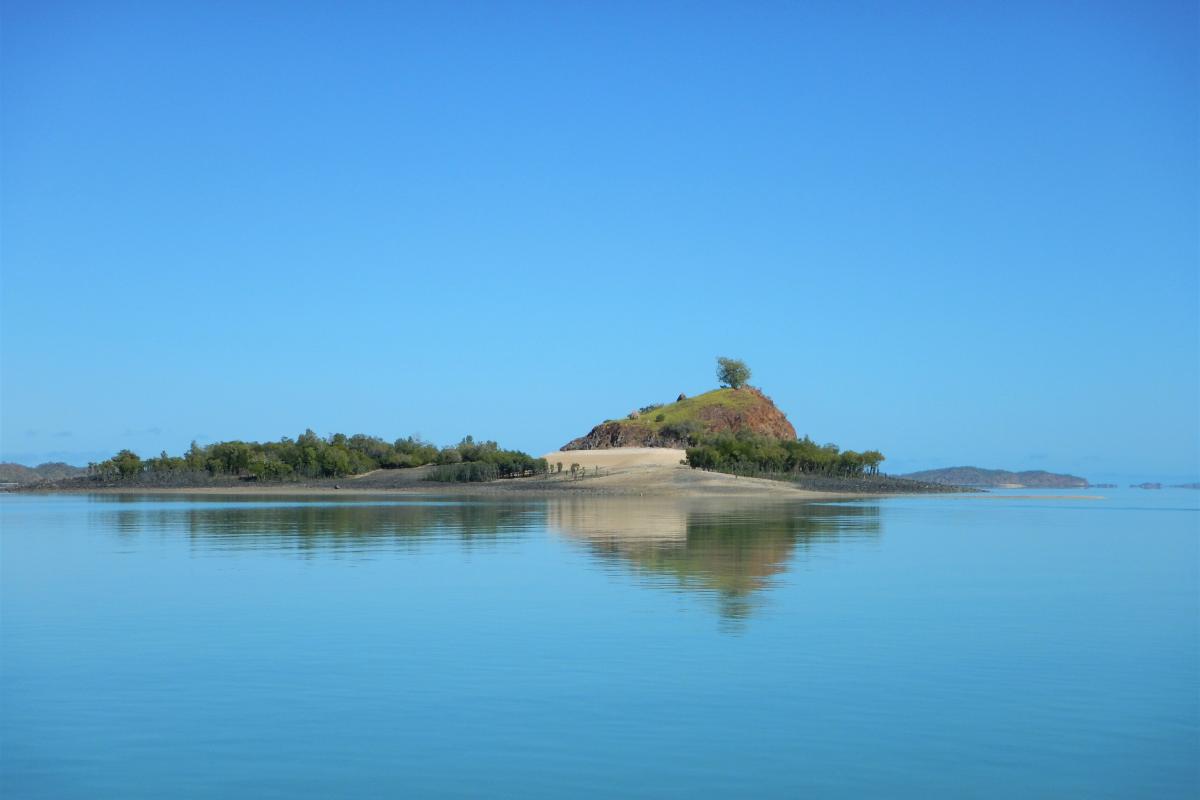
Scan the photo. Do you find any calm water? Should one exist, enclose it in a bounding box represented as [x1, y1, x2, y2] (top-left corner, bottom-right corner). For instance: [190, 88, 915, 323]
[1, 490, 1196, 798]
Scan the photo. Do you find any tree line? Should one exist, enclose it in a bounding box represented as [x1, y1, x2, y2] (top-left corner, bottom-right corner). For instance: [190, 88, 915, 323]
[685, 433, 884, 478]
[89, 432, 547, 482]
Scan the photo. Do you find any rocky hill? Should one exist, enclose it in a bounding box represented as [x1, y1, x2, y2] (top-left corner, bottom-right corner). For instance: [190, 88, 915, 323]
[900, 466, 1088, 488]
[0, 461, 87, 484]
[562, 387, 796, 450]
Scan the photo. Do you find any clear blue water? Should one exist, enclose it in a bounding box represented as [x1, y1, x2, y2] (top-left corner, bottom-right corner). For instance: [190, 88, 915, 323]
[2, 490, 1197, 798]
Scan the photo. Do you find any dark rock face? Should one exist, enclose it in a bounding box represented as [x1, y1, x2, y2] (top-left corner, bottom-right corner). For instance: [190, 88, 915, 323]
[562, 422, 694, 450]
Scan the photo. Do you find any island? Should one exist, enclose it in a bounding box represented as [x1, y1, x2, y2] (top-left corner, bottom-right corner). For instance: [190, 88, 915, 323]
[5, 358, 972, 498]
[0, 461, 86, 485]
[899, 467, 1089, 489]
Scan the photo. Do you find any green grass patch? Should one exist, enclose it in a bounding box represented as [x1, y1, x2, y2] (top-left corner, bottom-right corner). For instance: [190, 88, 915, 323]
[605, 388, 759, 433]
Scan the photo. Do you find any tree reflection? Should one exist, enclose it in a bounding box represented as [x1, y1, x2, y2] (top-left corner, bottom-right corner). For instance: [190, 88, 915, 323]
[92, 495, 542, 554]
[90, 494, 881, 622]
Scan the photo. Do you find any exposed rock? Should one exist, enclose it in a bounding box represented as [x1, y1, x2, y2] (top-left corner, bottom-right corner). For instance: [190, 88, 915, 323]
[562, 421, 681, 450]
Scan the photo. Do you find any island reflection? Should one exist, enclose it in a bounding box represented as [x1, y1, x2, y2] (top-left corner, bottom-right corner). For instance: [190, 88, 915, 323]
[91, 494, 881, 619]
[93, 495, 543, 554]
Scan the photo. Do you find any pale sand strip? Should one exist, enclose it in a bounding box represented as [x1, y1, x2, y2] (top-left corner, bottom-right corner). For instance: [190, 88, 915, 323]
[538, 447, 688, 470]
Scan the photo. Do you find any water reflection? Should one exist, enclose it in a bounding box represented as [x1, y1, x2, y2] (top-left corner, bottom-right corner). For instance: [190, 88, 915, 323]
[90, 496, 543, 555]
[88, 495, 880, 619]
[547, 498, 881, 620]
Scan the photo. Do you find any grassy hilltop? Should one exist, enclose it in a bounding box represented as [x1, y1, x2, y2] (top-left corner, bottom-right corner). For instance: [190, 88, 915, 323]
[562, 386, 797, 450]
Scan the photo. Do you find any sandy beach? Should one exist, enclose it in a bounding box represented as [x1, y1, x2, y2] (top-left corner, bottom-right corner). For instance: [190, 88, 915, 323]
[539, 447, 690, 471]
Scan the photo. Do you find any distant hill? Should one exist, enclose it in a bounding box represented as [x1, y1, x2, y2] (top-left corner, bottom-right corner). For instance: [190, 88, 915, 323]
[562, 387, 796, 450]
[0, 461, 87, 484]
[900, 466, 1088, 488]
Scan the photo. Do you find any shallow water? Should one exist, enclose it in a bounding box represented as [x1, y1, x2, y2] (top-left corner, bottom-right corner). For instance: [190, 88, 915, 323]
[2, 490, 1197, 798]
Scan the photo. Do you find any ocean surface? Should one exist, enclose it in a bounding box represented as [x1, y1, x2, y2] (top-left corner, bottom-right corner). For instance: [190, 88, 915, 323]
[1, 489, 1197, 798]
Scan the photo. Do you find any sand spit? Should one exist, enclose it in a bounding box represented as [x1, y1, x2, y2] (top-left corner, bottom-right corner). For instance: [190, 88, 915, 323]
[19, 451, 865, 500]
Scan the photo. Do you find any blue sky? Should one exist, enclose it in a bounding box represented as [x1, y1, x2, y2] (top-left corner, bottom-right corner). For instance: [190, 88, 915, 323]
[2, 0, 1197, 481]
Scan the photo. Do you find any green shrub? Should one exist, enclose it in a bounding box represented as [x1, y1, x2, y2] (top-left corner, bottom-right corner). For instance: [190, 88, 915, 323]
[89, 430, 547, 483]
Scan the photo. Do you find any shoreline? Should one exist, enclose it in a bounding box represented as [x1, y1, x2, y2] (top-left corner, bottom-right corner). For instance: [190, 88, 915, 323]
[6, 486, 877, 501]
[4, 477, 881, 502]
[5, 470, 931, 503]
[2, 449, 978, 501]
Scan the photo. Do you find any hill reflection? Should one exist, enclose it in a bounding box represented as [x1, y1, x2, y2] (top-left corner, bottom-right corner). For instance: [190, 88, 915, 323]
[548, 498, 881, 620]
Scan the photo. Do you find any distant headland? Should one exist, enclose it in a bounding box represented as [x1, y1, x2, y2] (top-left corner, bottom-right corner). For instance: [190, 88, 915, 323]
[899, 466, 1089, 489]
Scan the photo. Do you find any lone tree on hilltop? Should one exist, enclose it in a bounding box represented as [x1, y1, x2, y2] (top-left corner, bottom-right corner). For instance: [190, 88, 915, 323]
[716, 356, 751, 389]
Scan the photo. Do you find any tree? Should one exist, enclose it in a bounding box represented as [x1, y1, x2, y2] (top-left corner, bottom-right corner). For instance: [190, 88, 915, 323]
[716, 357, 751, 389]
[112, 449, 143, 478]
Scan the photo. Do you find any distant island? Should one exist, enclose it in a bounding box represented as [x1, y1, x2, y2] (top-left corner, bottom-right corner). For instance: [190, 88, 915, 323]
[900, 466, 1088, 488]
[1125, 482, 1200, 490]
[0, 462, 86, 484]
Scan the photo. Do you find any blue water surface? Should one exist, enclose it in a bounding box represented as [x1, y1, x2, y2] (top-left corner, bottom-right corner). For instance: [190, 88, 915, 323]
[1, 489, 1197, 798]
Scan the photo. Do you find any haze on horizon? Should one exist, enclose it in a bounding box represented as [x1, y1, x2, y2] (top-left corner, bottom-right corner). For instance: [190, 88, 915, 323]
[1, 1, 1197, 483]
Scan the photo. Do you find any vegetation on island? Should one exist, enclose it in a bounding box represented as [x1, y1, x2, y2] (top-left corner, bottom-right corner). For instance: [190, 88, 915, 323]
[88, 432, 547, 484]
[686, 434, 885, 479]
[682, 358, 888, 480]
